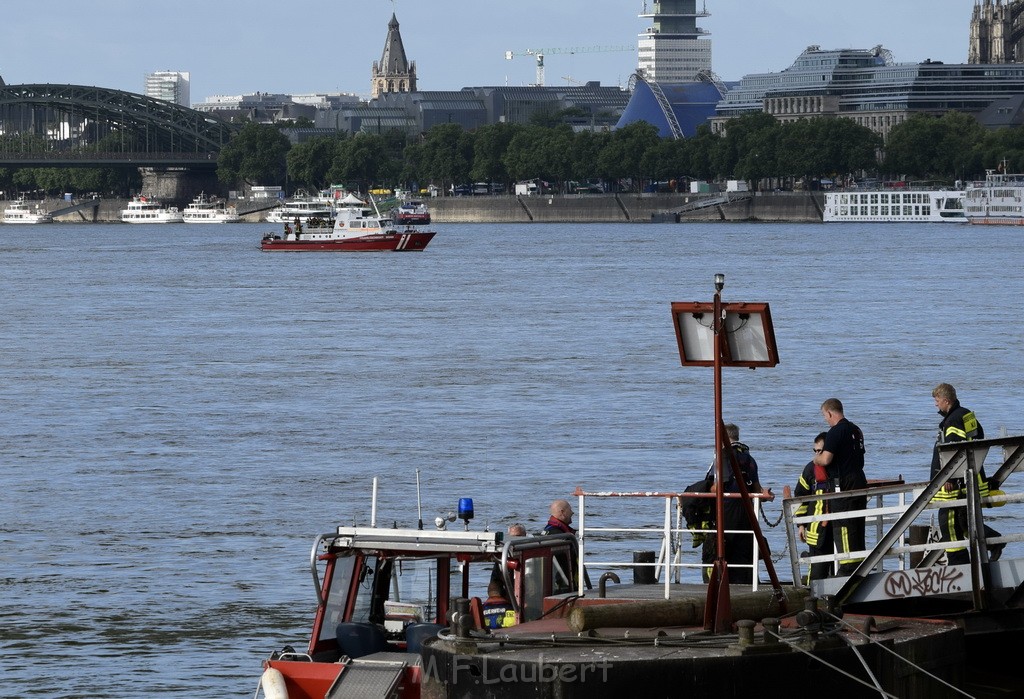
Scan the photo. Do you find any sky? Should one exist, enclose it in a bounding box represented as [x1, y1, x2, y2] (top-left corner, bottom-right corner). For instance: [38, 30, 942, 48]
[1, 1, 978, 103]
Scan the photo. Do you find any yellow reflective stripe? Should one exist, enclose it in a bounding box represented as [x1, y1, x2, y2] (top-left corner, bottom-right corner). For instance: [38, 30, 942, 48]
[945, 426, 968, 439]
[944, 510, 959, 547]
[962, 412, 979, 435]
[976, 472, 990, 498]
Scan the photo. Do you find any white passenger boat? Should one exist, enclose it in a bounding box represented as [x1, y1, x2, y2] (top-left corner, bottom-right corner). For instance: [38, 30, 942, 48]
[963, 170, 1024, 225]
[120, 196, 183, 224]
[2, 197, 53, 224]
[823, 190, 966, 223]
[182, 193, 241, 223]
[264, 191, 335, 227]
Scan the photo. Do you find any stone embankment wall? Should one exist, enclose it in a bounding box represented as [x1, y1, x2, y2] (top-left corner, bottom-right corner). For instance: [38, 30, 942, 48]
[429, 192, 824, 223]
[39, 192, 824, 223]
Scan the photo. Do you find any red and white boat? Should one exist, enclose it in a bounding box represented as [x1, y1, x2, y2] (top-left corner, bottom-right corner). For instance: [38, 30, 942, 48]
[260, 194, 435, 252]
[392, 200, 431, 225]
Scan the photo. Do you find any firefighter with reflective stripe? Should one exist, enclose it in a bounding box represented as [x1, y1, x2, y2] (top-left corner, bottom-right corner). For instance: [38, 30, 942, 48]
[814, 398, 867, 577]
[794, 432, 834, 583]
[930, 383, 989, 565]
[482, 582, 516, 630]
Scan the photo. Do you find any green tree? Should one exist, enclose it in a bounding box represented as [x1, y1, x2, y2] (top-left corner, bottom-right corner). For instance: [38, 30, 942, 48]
[217, 122, 291, 187]
[288, 135, 345, 191]
[471, 123, 519, 185]
[418, 124, 474, 191]
[595, 122, 660, 190]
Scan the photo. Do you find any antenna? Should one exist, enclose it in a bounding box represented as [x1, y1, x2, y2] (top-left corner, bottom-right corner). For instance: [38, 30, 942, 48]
[371, 476, 379, 527]
[416, 468, 423, 530]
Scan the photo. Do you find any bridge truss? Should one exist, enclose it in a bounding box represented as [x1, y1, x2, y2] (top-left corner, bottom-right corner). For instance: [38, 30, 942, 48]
[0, 84, 238, 167]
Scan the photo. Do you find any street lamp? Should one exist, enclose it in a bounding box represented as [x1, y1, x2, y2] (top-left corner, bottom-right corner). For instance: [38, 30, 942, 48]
[670, 275, 782, 634]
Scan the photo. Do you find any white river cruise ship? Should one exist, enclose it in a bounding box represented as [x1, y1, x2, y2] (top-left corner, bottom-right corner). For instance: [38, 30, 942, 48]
[963, 171, 1024, 225]
[823, 190, 966, 223]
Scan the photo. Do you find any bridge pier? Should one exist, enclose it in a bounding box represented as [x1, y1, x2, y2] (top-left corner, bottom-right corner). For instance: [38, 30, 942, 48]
[139, 167, 220, 203]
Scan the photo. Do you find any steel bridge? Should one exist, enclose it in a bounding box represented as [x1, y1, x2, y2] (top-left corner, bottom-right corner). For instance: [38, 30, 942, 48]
[0, 83, 238, 168]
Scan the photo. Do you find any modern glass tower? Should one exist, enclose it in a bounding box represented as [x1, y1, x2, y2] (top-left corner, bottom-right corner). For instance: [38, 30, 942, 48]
[637, 0, 712, 83]
[145, 71, 190, 107]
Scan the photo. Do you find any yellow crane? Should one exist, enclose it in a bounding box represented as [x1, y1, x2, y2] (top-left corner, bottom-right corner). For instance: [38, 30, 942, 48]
[504, 45, 635, 87]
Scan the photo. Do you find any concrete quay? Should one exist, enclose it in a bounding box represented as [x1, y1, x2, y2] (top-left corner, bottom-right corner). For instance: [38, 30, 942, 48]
[28, 191, 824, 224]
[428, 191, 825, 224]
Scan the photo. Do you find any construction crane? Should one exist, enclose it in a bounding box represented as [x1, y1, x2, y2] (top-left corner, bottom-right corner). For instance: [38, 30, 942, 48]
[504, 45, 635, 87]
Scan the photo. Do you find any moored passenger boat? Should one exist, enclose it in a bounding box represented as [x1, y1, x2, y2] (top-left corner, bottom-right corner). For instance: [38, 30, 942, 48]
[823, 189, 966, 223]
[2, 197, 53, 224]
[393, 200, 431, 225]
[181, 193, 241, 223]
[963, 170, 1024, 225]
[264, 191, 336, 226]
[120, 196, 183, 224]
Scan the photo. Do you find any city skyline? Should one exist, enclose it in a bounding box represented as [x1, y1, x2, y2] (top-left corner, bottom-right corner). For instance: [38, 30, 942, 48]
[2, 1, 978, 103]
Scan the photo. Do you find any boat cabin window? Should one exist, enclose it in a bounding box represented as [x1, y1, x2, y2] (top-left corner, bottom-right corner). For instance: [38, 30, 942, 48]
[317, 555, 360, 642]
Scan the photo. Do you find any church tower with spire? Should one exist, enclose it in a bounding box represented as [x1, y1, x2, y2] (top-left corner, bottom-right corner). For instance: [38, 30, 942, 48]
[372, 14, 417, 98]
[969, 0, 1024, 64]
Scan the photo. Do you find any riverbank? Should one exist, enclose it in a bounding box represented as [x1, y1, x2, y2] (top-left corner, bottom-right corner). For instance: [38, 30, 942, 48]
[12, 192, 825, 224]
[428, 191, 825, 223]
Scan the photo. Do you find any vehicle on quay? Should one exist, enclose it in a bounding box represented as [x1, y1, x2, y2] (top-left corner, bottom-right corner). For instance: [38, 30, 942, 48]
[120, 196, 183, 224]
[181, 193, 241, 223]
[260, 193, 435, 252]
[963, 168, 1024, 225]
[392, 200, 431, 225]
[2, 197, 53, 224]
[823, 189, 966, 223]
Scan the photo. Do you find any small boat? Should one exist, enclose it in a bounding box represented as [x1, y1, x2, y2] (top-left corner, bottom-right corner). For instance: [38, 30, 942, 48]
[120, 196, 183, 224]
[261, 194, 435, 252]
[2, 197, 53, 224]
[392, 199, 431, 225]
[181, 193, 241, 223]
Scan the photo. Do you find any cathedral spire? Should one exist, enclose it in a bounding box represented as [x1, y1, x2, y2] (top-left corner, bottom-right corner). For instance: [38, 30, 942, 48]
[372, 13, 417, 98]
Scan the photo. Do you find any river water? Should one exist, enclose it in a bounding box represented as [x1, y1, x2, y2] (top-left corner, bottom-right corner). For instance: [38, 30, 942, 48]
[2, 221, 1022, 697]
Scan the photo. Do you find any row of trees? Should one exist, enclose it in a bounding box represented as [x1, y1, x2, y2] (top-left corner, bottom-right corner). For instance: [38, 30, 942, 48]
[5, 110, 1024, 196]
[220, 112, 1024, 196]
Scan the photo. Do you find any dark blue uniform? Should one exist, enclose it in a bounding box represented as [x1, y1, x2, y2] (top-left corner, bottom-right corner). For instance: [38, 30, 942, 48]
[822, 418, 866, 576]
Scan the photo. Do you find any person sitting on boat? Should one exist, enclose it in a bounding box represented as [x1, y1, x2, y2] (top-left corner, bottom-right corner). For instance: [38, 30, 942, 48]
[481, 581, 516, 630]
[543, 499, 589, 592]
[490, 523, 527, 598]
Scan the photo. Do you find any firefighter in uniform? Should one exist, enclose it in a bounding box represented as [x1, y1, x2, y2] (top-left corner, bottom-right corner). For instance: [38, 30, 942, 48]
[814, 398, 867, 577]
[794, 432, 834, 583]
[930, 383, 989, 565]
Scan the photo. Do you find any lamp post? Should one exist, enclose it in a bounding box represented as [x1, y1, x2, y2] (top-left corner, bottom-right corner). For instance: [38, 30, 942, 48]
[704, 273, 733, 632]
[670, 276, 784, 633]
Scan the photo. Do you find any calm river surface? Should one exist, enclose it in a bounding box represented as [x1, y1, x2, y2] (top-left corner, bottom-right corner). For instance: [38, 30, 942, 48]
[2, 221, 1022, 697]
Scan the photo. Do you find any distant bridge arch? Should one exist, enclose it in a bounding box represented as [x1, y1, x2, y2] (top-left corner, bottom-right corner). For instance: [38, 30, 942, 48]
[0, 83, 239, 167]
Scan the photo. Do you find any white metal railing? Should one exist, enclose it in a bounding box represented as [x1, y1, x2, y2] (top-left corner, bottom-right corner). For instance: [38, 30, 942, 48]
[783, 475, 1024, 592]
[573, 488, 771, 599]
